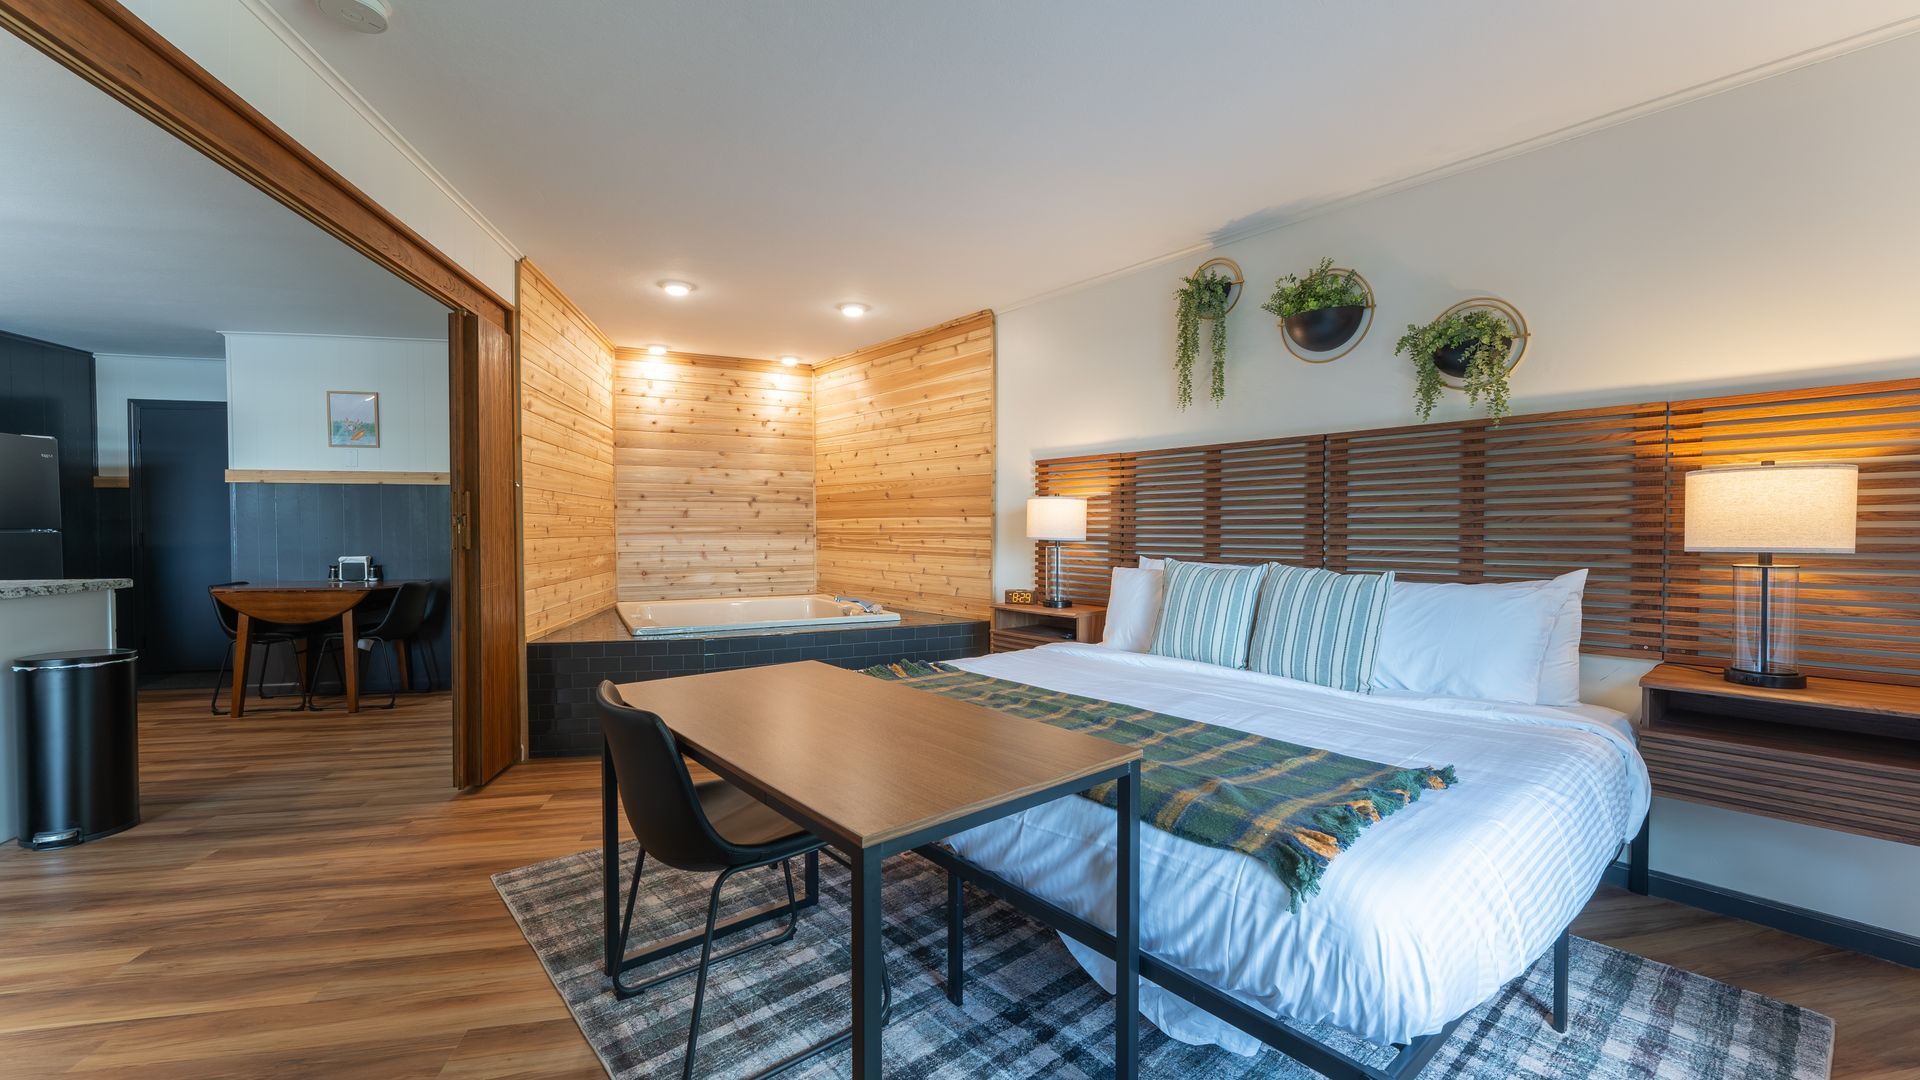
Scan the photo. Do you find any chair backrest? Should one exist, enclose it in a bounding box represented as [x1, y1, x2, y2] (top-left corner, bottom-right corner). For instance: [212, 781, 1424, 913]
[595, 680, 738, 872]
[207, 581, 249, 639]
[365, 581, 433, 639]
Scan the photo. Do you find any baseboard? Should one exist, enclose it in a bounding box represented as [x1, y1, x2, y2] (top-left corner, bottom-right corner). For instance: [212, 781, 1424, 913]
[1602, 864, 1920, 969]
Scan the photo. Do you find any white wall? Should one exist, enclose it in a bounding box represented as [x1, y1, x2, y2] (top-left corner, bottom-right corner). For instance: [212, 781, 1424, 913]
[993, 33, 1920, 934]
[121, 0, 518, 301]
[223, 332, 447, 473]
[93, 354, 227, 477]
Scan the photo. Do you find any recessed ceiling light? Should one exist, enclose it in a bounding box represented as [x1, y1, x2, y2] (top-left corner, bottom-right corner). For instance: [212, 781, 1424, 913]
[659, 280, 696, 298]
[779, 355, 800, 367]
[316, 0, 391, 33]
[838, 302, 869, 318]
[645, 344, 669, 356]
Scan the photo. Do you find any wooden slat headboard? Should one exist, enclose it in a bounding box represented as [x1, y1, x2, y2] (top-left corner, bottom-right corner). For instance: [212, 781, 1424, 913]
[1033, 376, 1920, 683]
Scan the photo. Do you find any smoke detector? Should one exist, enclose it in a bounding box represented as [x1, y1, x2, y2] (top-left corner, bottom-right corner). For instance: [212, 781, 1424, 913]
[315, 0, 391, 33]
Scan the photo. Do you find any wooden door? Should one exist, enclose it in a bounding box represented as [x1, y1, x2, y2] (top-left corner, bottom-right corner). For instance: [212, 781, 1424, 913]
[449, 311, 522, 787]
[127, 400, 231, 673]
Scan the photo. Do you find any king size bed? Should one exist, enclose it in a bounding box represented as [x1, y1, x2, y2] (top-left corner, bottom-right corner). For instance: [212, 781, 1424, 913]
[883, 557, 1651, 1077]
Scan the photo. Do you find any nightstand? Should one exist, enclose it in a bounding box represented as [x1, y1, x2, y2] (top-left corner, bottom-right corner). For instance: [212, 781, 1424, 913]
[990, 602, 1106, 654]
[1637, 663, 1920, 853]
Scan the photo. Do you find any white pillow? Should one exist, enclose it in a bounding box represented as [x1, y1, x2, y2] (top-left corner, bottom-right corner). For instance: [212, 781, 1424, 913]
[1520, 570, 1588, 706]
[1371, 578, 1564, 704]
[1099, 567, 1164, 651]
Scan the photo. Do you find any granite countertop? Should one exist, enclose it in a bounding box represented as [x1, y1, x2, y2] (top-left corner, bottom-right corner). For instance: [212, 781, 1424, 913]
[0, 578, 134, 600]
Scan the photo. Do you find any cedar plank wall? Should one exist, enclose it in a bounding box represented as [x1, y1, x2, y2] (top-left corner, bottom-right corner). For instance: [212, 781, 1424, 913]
[813, 311, 995, 619]
[612, 351, 817, 600]
[516, 260, 619, 637]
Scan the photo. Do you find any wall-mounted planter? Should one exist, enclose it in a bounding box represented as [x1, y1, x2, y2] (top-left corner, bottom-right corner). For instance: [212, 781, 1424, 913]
[1262, 259, 1375, 364]
[1283, 304, 1368, 352]
[1397, 296, 1530, 424]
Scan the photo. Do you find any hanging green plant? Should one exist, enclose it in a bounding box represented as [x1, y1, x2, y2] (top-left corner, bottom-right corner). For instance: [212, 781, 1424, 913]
[1395, 309, 1518, 423]
[1263, 257, 1373, 355]
[1173, 266, 1235, 409]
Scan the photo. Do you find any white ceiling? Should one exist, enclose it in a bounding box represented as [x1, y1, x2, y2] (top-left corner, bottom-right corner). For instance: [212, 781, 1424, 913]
[0, 30, 447, 359]
[258, 1, 1920, 361]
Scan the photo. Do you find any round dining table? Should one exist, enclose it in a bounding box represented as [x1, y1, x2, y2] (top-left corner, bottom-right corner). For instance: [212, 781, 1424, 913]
[210, 581, 421, 716]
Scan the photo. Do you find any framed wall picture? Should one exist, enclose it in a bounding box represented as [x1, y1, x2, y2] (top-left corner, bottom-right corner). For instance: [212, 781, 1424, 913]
[327, 390, 381, 448]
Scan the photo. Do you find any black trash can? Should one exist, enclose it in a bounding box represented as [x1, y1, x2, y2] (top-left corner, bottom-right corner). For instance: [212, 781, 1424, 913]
[12, 648, 139, 850]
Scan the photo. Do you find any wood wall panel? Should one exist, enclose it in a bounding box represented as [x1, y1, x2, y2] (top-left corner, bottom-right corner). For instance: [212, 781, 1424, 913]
[813, 311, 994, 619]
[613, 351, 816, 600]
[1666, 378, 1920, 684]
[516, 260, 616, 637]
[1032, 375, 1920, 683]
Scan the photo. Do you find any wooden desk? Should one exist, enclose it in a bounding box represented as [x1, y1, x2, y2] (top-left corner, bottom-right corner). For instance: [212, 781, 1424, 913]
[210, 581, 410, 717]
[607, 661, 1143, 1078]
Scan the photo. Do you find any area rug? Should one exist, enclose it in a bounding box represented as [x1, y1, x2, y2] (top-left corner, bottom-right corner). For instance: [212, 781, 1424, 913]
[493, 846, 1833, 1079]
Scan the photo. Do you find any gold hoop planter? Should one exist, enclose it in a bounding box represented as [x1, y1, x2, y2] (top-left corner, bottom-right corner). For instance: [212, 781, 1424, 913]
[1193, 257, 1245, 317]
[1430, 296, 1529, 389]
[1278, 268, 1375, 363]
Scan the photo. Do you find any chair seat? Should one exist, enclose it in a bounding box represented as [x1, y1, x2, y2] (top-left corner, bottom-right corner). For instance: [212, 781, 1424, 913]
[694, 780, 816, 858]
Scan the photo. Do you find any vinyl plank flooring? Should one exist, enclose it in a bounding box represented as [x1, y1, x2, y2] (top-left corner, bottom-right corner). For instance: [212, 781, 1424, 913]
[0, 688, 1913, 1078]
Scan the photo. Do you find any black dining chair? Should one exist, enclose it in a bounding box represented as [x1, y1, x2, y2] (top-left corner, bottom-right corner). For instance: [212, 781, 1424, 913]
[595, 681, 888, 1079]
[307, 581, 434, 709]
[208, 582, 319, 714]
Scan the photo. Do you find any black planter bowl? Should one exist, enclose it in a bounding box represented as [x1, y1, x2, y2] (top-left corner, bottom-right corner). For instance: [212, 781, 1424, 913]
[1432, 336, 1513, 380]
[1283, 304, 1366, 351]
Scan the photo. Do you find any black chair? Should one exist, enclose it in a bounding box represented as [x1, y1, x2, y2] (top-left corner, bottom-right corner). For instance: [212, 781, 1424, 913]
[307, 582, 434, 709]
[595, 681, 888, 1078]
[208, 582, 319, 714]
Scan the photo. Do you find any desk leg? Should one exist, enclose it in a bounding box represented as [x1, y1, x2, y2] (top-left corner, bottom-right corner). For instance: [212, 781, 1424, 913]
[342, 610, 360, 714]
[230, 613, 251, 718]
[852, 847, 883, 1078]
[1628, 815, 1651, 896]
[602, 743, 619, 977]
[1115, 760, 1140, 1079]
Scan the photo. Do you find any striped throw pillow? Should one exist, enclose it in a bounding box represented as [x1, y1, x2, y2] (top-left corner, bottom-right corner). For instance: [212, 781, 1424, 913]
[1149, 560, 1270, 668]
[1247, 564, 1394, 692]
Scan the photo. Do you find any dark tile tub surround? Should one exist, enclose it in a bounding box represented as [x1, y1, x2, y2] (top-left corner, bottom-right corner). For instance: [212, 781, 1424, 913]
[229, 483, 453, 691]
[526, 607, 989, 758]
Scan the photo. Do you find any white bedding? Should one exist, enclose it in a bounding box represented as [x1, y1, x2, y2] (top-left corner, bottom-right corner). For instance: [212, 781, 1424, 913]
[941, 643, 1650, 1052]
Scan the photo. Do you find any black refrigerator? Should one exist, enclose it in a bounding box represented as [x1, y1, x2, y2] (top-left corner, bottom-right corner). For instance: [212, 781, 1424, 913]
[0, 432, 64, 578]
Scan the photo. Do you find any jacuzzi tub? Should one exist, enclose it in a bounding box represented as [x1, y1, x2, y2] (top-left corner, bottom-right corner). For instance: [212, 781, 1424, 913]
[615, 593, 901, 638]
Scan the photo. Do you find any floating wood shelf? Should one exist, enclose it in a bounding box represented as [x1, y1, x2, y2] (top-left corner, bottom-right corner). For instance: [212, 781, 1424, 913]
[1639, 663, 1920, 845]
[990, 602, 1105, 654]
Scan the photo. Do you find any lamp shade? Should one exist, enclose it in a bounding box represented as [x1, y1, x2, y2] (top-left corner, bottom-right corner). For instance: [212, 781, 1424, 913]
[1026, 496, 1087, 542]
[1684, 463, 1858, 554]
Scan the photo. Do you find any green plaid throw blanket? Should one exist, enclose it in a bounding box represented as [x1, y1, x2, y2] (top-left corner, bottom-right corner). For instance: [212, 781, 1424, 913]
[862, 661, 1457, 908]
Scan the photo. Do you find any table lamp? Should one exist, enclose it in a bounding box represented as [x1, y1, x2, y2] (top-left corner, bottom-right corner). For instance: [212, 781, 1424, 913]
[1026, 496, 1087, 609]
[1684, 461, 1857, 689]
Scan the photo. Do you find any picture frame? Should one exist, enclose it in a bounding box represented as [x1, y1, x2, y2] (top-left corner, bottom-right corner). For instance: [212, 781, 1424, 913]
[327, 390, 381, 448]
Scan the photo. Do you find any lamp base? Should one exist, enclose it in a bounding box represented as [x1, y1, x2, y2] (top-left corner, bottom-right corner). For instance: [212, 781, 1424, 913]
[1041, 597, 1072, 609]
[1724, 666, 1806, 690]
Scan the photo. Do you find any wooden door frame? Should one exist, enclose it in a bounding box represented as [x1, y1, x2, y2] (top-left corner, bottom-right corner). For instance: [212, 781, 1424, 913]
[0, 0, 525, 787]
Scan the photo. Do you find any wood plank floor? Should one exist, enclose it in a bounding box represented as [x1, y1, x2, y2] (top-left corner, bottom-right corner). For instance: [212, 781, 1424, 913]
[0, 689, 1914, 1078]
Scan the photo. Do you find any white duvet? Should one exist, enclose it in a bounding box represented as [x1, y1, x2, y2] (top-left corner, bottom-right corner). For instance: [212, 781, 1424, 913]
[941, 643, 1650, 1052]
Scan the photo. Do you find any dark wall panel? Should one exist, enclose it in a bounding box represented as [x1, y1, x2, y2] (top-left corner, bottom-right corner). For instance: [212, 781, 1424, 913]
[228, 482, 452, 690]
[0, 330, 97, 576]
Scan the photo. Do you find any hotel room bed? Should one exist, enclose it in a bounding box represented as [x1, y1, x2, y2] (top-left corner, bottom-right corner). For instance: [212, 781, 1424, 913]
[940, 641, 1651, 1053]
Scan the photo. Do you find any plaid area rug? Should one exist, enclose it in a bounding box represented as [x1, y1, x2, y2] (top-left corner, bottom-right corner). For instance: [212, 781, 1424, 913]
[493, 847, 1833, 1079]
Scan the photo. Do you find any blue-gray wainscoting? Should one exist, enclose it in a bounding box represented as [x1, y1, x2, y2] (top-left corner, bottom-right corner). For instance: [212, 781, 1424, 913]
[229, 482, 452, 692]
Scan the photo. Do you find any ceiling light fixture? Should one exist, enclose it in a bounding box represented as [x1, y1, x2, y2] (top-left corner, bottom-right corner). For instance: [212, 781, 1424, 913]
[838, 302, 869, 318]
[645, 344, 669, 356]
[779, 355, 800, 367]
[315, 0, 391, 33]
[659, 280, 696, 298]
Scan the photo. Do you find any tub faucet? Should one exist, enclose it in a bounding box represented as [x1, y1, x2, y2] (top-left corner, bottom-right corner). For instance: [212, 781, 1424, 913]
[835, 596, 881, 613]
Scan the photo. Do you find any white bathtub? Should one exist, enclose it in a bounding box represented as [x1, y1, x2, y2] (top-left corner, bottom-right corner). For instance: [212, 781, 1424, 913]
[615, 593, 901, 638]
